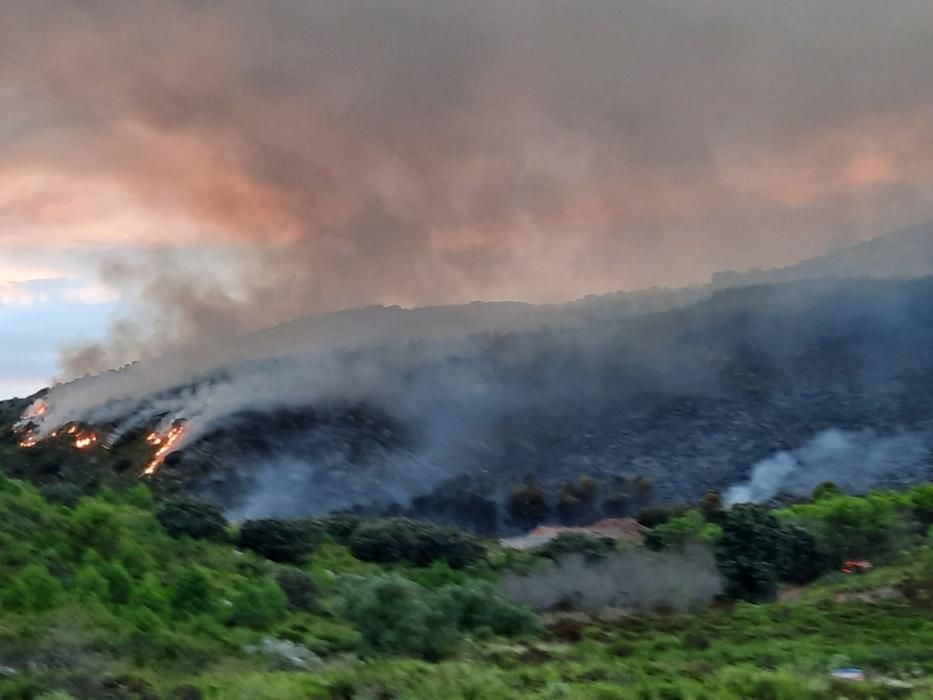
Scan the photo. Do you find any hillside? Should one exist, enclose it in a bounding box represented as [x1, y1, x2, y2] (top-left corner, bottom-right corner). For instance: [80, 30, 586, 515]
[3, 275, 933, 530]
[0, 468, 929, 699]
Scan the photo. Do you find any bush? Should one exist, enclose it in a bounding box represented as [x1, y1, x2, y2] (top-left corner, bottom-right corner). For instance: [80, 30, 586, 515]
[507, 483, 550, 529]
[5, 564, 64, 612]
[69, 500, 122, 558]
[442, 582, 540, 636]
[715, 505, 789, 602]
[238, 519, 316, 564]
[101, 562, 134, 604]
[228, 579, 288, 629]
[157, 499, 229, 542]
[315, 513, 365, 544]
[636, 504, 689, 528]
[74, 563, 110, 602]
[131, 573, 170, 618]
[556, 478, 597, 525]
[275, 568, 318, 612]
[170, 567, 216, 617]
[347, 518, 484, 569]
[537, 532, 618, 561]
[645, 510, 721, 551]
[342, 574, 458, 659]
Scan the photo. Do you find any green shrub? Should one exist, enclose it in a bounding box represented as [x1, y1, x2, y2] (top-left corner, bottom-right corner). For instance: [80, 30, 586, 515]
[636, 504, 689, 528]
[238, 519, 316, 564]
[537, 532, 618, 561]
[131, 573, 171, 619]
[341, 574, 458, 659]
[348, 518, 484, 569]
[69, 500, 122, 558]
[228, 579, 288, 629]
[101, 561, 134, 604]
[275, 568, 318, 611]
[715, 505, 788, 602]
[645, 510, 721, 551]
[157, 499, 229, 542]
[170, 567, 216, 617]
[315, 513, 365, 544]
[73, 563, 110, 602]
[125, 483, 155, 510]
[5, 563, 64, 612]
[441, 582, 540, 636]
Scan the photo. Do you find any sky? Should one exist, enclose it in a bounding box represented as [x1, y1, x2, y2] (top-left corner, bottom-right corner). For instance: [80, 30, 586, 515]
[2, 0, 933, 398]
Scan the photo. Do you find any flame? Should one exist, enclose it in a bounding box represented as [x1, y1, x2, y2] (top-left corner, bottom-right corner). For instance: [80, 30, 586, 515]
[18, 435, 38, 448]
[143, 424, 185, 475]
[73, 432, 97, 450]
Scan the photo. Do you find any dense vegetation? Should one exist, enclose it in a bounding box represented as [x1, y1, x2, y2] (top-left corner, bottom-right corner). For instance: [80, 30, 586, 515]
[0, 466, 929, 698]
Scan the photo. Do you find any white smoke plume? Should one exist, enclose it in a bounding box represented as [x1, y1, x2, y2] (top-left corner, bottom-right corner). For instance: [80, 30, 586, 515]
[725, 429, 929, 506]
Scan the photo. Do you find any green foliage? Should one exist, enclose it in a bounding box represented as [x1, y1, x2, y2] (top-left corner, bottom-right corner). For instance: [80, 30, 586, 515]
[341, 575, 536, 659]
[100, 561, 134, 604]
[69, 500, 122, 558]
[315, 512, 365, 544]
[0, 466, 928, 694]
[715, 505, 791, 602]
[645, 509, 721, 551]
[636, 504, 689, 528]
[811, 481, 843, 502]
[73, 563, 110, 602]
[125, 483, 155, 510]
[342, 574, 459, 658]
[779, 491, 905, 563]
[274, 568, 318, 611]
[908, 483, 933, 527]
[441, 581, 540, 636]
[537, 532, 618, 561]
[170, 567, 216, 617]
[238, 518, 316, 564]
[4, 563, 63, 612]
[131, 572, 171, 618]
[157, 499, 229, 542]
[228, 579, 288, 629]
[348, 518, 485, 568]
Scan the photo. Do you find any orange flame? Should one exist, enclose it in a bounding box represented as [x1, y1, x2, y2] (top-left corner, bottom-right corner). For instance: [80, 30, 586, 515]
[74, 432, 97, 450]
[18, 435, 38, 448]
[143, 425, 185, 475]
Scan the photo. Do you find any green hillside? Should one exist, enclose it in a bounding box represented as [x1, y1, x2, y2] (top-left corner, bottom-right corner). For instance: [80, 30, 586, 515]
[0, 467, 929, 699]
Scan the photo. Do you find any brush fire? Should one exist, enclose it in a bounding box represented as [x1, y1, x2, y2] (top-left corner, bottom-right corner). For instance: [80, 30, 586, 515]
[143, 424, 185, 476]
[14, 398, 184, 475]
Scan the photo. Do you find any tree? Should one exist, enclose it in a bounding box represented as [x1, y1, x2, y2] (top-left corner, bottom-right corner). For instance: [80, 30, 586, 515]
[157, 499, 229, 542]
[507, 482, 550, 530]
[237, 519, 316, 564]
[5, 564, 63, 612]
[714, 505, 789, 602]
[170, 567, 215, 617]
[228, 579, 288, 629]
[348, 518, 484, 569]
[274, 568, 318, 612]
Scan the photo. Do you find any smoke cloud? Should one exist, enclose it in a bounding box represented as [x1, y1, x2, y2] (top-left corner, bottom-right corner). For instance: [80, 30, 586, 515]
[2, 0, 933, 372]
[725, 429, 930, 505]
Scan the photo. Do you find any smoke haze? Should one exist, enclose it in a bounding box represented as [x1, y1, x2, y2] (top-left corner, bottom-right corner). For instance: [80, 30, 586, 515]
[2, 1, 933, 372]
[725, 429, 930, 505]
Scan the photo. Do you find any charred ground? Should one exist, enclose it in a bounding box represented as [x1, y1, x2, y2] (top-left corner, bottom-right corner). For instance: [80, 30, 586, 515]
[3, 276, 933, 528]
